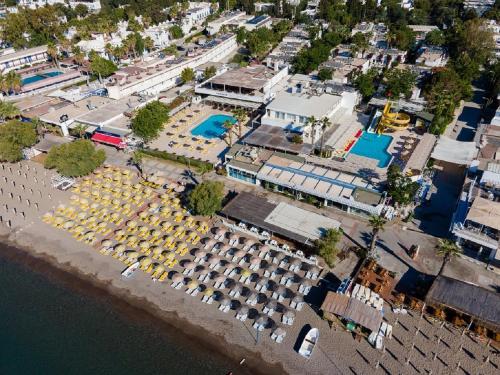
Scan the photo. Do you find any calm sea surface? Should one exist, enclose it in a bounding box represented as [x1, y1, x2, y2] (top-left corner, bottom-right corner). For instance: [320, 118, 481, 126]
[0, 243, 242, 375]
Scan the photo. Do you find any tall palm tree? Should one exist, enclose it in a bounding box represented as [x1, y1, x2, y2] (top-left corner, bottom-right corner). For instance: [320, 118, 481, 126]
[0, 100, 20, 122]
[319, 117, 331, 157]
[223, 120, 234, 146]
[435, 239, 462, 276]
[368, 215, 386, 257]
[73, 124, 87, 138]
[144, 36, 155, 54]
[232, 108, 246, 138]
[5, 71, 21, 94]
[105, 43, 114, 62]
[47, 42, 59, 68]
[305, 115, 317, 145]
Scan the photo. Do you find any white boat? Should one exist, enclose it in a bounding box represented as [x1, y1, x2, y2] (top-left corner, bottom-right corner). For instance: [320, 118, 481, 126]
[298, 328, 319, 359]
[121, 261, 139, 278]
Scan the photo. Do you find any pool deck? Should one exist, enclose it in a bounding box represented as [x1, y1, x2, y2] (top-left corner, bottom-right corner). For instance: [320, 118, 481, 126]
[149, 104, 252, 164]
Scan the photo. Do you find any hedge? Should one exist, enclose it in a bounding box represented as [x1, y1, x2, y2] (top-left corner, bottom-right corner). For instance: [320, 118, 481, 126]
[141, 148, 214, 172]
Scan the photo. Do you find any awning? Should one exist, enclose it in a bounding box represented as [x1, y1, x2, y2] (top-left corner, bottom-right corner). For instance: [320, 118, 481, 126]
[91, 133, 126, 149]
[480, 170, 500, 186]
[431, 137, 477, 165]
[203, 95, 261, 110]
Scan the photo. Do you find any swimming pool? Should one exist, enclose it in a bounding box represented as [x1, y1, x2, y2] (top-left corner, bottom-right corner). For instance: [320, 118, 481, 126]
[190, 114, 236, 139]
[22, 71, 63, 86]
[349, 132, 393, 168]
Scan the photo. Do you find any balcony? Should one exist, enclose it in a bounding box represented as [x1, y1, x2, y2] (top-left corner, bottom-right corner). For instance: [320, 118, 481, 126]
[452, 224, 499, 249]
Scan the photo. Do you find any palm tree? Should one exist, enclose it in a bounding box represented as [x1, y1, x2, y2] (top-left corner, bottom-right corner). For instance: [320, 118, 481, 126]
[368, 215, 386, 257]
[305, 115, 317, 144]
[144, 36, 155, 54]
[47, 42, 59, 68]
[223, 120, 234, 146]
[319, 117, 331, 157]
[105, 43, 114, 62]
[0, 100, 20, 122]
[435, 239, 462, 276]
[129, 150, 144, 177]
[73, 123, 87, 138]
[5, 71, 21, 94]
[232, 108, 246, 138]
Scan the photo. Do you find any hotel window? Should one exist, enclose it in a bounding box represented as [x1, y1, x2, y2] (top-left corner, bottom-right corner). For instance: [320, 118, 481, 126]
[287, 113, 296, 121]
[299, 116, 307, 124]
[228, 167, 256, 184]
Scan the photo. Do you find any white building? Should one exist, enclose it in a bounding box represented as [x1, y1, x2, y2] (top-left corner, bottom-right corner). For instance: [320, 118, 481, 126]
[206, 10, 246, 35]
[195, 64, 289, 107]
[142, 23, 171, 49]
[464, 0, 495, 15]
[400, 0, 414, 10]
[408, 25, 439, 42]
[106, 34, 237, 99]
[17, 0, 101, 11]
[0, 45, 48, 73]
[254, 2, 274, 12]
[261, 87, 358, 139]
[415, 47, 448, 68]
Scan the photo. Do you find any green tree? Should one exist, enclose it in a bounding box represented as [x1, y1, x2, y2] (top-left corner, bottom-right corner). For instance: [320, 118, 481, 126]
[131, 101, 169, 143]
[318, 68, 333, 81]
[74, 3, 89, 18]
[188, 181, 224, 216]
[388, 25, 416, 51]
[169, 25, 184, 39]
[203, 65, 217, 80]
[0, 101, 20, 122]
[436, 239, 462, 276]
[386, 164, 419, 205]
[425, 29, 445, 46]
[351, 32, 370, 56]
[47, 42, 59, 68]
[180, 67, 195, 83]
[44, 140, 106, 177]
[134, 32, 145, 57]
[129, 150, 144, 177]
[384, 68, 417, 99]
[352, 68, 379, 100]
[232, 108, 246, 138]
[223, 119, 235, 146]
[315, 228, 342, 267]
[368, 215, 386, 258]
[0, 120, 37, 162]
[90, 56, 118, 82]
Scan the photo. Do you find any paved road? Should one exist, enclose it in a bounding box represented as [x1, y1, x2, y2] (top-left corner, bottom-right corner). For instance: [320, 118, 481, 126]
[448, 84, 485, 141]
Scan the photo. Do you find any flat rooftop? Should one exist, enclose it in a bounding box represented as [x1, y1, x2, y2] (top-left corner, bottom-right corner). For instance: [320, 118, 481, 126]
[243, 125, 313, 154]
[209, 65, 278, 90]
[266, 91, 341, 118]
[466, 196, 500, 231]
[76, 95, 149, 126]
[220, 192, 340, 245]
[40, 96, 113, 125]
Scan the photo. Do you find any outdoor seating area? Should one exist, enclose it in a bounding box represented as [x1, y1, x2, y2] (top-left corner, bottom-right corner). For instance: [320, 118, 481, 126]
[149, 104, 248, 164]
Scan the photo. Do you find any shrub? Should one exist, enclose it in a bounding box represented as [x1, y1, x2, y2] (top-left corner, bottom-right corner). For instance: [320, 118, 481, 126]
[44, 140, 105, 177]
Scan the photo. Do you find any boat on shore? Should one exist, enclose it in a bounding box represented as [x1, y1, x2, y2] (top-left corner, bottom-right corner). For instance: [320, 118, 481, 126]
[121, 261, 139, 278]
[298, 328, 319, 359]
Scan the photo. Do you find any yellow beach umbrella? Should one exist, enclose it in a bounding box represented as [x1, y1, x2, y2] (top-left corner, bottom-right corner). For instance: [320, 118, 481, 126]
[241, 269, 251, 278]
[127, 235, 138, 243]
[149, 202, 159, 209]
[84, 231, 96, 239]
[151, 246, 163, 256]
[63, 220, 75, 229]
[90, 203, 100, 210]
[144, 187, 153, 195]
[139, 241, 149, 249]
[115, 244, 126, 253]
[87, 216, 97, 223]
[97, 221, 107, 228]
[140, 257, 152, 267]
[115, 229, 125, 237]
[127, 220, 137, 228]
[101, 239, 113, 247]
[160, 193, 170, 200]
[111, 213, 120, 220]
[204, 288, 214, 296]
[187, 280, 199, 289]
[138, 225, 148, 233]
[154, 264, 165, 273]
[54, 216, 64, 225]
[77, 212, 87, 220]
[151, 229, 161, 238]
[70, 195, 79, 202]
[133, 183, 142, 190]
[126, 251, 139, 259]
[74, 225, 85, 234]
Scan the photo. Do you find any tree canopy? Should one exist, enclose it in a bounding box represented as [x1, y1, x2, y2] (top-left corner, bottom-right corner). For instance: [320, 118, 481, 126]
[180, 67, 195, 83]
[44, 140, 106, 177]
[315, 228, 342, 267]
[131, 101, 169, 143]
[386, 164, 419, 205]
[169, 25, 184, 39]
[352, 68, 379, 100]
[187, 181, 225, 216]
[0, 120, 37, 162]
[318, 68, 333, 81]
[384, 68, 417, 99]
[90, 55, 118, 80]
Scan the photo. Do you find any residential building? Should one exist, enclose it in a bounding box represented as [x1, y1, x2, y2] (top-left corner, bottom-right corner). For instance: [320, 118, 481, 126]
[243, 15, 273, 31]
[206, 11, 246, 35]
[415, 46, 448, 68]
[464, 0, 495, 16]
[142, 23, 171, 49]
[106, 34, 237, 100]
[408, 25, 439, 42]
[301, 0, 320, 17]
[17, 0, 101, 11]
[194, 64, 289, 107]
[320, 56, 371, 84]
[451, 124, 500, 266]
[254, 2, 274, 12]
[486, 20, 500, 58]
[0, 45, 48, 73]
[400, 0, 414, 10]
[264, 24, 310, 69]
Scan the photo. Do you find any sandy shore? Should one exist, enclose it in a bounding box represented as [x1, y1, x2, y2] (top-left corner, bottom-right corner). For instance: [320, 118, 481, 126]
[1, 160, 498, 375]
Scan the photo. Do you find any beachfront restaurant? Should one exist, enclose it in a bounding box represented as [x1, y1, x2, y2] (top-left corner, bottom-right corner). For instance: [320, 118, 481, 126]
[425, 276, 500, 340]
[220, 191, 341, 248]
[225, 145, 386, 217]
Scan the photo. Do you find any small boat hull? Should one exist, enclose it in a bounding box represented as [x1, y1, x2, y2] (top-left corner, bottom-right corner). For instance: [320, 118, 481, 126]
[298, 328, 319, 359]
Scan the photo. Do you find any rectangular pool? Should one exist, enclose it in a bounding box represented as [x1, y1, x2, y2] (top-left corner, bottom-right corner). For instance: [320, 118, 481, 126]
[190, 114, 236, 139]
[22, 71, 63, 86]
[349, 132, 393, 168]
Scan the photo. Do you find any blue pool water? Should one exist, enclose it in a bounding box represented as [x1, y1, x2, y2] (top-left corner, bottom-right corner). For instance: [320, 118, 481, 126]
[349, 132, 393, 168]
[190, 114, 236, 139]
[22, 71, 62, 86]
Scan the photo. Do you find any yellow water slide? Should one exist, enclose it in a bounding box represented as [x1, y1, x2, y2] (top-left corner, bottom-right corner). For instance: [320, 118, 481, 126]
[376, 102, 410, 133]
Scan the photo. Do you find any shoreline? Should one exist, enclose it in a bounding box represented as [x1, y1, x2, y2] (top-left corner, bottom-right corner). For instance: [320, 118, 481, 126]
[0, 231, 286, 375]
